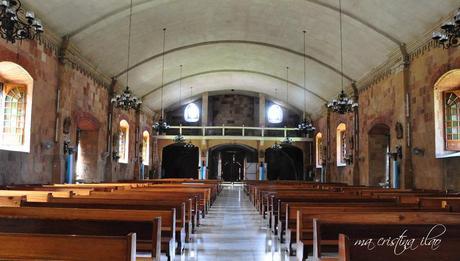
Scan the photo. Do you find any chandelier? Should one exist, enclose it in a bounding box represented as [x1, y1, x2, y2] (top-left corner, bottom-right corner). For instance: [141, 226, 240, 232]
[153, 116, 169, 134]
[0, 0, 44, 43]
[432, 8, 460, 49]
[328, 90, 358, 114]
[153, 28, 170, 134]
[327, 0, 358, 114]
[281, 137, 293, 145]
[111, 0, 141, 111]
[111, 86, 142, 111]
[271, 142, 282, 150]
[174, 134, 195, 148]
[298, 30, 316, 134]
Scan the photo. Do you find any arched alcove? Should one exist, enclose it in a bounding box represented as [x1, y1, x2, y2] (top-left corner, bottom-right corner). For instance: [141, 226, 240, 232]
[208, 144, 258, 181]
[0, 61, 33, 153]
[162, 143, 199, 178]
[265, 144, 303, 180]
[74, 111, 101, 182]
[368, 123, 390, 186]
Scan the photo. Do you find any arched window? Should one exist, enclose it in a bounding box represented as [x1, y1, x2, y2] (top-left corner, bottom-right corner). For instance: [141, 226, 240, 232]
[336, 123, 347, 166]
[142, 130, 150, 166]
[267, 104, 283, 124]
[444, 91, 460, 151]
[315, 132, 323, 168]
[184, 103, 200, 123]
[1, 86, 26, 145]
[118, 120, 129, 164]
[434, 70, 460, 158]
[0, 62, 33, 153]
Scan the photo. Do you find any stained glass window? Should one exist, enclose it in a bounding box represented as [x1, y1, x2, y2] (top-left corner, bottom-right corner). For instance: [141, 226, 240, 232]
[1, 86, 27, 146]
[444, 91, 460, 151]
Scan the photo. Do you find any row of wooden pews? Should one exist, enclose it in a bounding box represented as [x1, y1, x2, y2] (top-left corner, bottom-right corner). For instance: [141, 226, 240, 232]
[0, 179, 222, 261]
[244, 180, 460, 261]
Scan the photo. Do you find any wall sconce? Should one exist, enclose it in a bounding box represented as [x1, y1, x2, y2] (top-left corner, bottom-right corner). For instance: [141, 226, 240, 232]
[112, 151, 120, 161]
[412, 147, 425, 156]
[388, 145, 403, 160]
[41, 140, 54, 150]
[63, 140, 73, 154]
[344, 154, 353, 165]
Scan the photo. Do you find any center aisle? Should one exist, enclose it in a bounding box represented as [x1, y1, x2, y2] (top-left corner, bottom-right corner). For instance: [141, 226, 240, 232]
[176, 184, 295, 261]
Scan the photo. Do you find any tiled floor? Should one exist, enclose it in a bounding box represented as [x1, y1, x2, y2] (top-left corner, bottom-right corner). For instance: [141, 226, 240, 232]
[172, 184, 296, 261]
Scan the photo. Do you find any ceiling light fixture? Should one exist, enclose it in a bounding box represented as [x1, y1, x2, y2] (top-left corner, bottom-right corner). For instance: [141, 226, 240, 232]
[298, 30, 316, 134]
[153, 28, 170, 134]
[0, 0, 44, 43]
[111, 0, 142, 111]
[327, 0, 358, 114]
[432, 8, 460, 49]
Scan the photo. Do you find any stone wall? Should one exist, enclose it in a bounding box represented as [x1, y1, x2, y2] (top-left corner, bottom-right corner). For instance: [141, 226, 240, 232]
[0, 38, 152, 185]
[314, 44, 460, 190]
[0, 40, 58, 185]
[210, 94, 258, 126]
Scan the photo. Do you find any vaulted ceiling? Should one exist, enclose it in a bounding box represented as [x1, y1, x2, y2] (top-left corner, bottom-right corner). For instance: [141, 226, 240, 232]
[23, 0, 459, 118]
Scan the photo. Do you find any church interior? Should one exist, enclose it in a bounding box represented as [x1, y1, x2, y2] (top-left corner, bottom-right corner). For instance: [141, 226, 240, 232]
[0, 0, 459, 260]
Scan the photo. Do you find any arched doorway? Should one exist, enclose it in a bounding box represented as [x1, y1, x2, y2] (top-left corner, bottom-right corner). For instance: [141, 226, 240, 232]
[208, 144, 257, 181]
[265, 144, 304, 180]
[75, 112, 100, 182]
[162, 143, 199, 178]
[368, 124, 390, 186]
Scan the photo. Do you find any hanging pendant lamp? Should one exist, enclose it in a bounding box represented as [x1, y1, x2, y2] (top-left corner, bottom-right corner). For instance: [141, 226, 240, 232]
[298, 30, 316, 134]
[327, 0, 358, 114]
[153, 28, 170, 134]
[111, 0, 142, 111]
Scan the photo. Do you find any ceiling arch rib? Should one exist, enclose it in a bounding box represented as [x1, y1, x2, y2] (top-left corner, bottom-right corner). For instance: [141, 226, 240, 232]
[141, 69, 329, 103]
[66, 0, 401, 48]
[113, 40, 355, 82]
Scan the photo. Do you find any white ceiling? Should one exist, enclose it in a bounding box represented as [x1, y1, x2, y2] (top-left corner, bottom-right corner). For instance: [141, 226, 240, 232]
[23, 0, 459, 118]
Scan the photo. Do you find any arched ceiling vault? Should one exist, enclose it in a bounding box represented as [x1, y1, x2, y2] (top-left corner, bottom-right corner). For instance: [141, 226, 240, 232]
[140, 69, 329, 102]
[22, 0, 460, 119]
[113, 40, 354, 82]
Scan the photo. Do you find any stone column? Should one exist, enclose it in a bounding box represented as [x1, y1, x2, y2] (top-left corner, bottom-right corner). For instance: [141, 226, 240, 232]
[401, 44, 414, 189]
[352, 82, 360, 185]
[201, 92, 208, 126]
[259, 93, 266, 127]
[51, 37, 71, 184]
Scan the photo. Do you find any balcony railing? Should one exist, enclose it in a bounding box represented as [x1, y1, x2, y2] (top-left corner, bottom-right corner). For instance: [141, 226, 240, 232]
[155, 125, 312, 141]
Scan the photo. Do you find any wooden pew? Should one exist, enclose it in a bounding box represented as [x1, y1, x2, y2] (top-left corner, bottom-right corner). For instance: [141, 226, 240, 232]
[335, 231, 460, 261]
[419, 197, 460, 212]
[0, 207, 170, 260]
[5, 186, 95, 196]
[80, 190, 200, 231]
[23, 196, 191, 250]
[282, 203, 408, 255]
[0, 232, 137, 261]
[295, 207, 454, 259]
[0, 190, 72, 202]
[268, 194, 396, 233]
[0, 196, 24, 207]
[310, 212, 460, 261]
